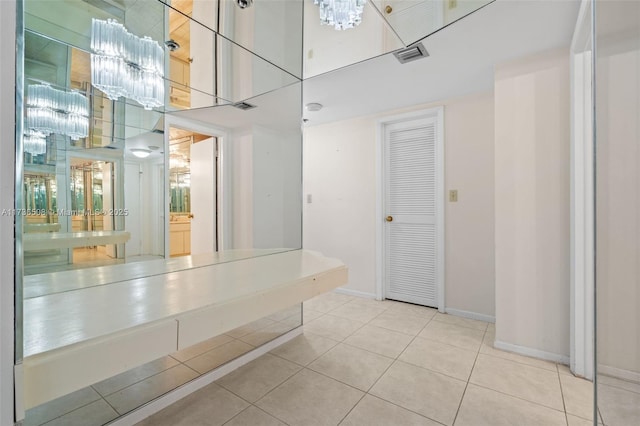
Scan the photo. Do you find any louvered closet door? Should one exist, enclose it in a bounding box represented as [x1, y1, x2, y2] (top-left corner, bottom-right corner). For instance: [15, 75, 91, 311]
[384, 117, 438, 307]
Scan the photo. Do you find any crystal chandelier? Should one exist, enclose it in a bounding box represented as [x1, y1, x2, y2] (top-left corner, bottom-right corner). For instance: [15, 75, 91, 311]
[90, 19, 165, 110]
[314, 0, 367, 30]
[23, 130, 47, 156]
[24, 83, 90, 154]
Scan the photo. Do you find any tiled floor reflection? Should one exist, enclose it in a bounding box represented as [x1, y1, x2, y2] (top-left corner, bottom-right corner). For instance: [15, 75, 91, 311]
[23, 306, 301, 426]
[25, 294, 638, 425]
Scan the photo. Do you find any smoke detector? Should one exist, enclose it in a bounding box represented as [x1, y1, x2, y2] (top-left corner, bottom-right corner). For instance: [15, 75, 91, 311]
[232, 101, 257, 111]
[164, 39, 180, 51]
[236, 0, 253, 9]
[305, 103, 323, 112]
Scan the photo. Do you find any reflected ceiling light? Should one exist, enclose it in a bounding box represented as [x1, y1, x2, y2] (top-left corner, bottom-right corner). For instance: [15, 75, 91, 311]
[24, 83, 90, 155]
[305, 102, 323, 112]
[314, 0, 366, 30]
[130, 148, 152, 158]
[90, 18, 164, 110]
[23, 130, 47, 156]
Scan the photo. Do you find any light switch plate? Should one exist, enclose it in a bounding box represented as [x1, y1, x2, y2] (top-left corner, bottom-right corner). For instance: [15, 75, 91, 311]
[449, 190, 458, 202]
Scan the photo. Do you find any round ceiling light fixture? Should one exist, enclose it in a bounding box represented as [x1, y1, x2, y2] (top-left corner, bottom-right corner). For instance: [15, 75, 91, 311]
[130, 148, 152, 158]
[305, 103, 323, 112]
[164, 39, 180, 51]
[236, 0, 253, 9]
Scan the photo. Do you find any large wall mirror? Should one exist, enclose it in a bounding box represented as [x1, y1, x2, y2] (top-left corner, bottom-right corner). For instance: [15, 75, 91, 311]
[17, 1, 303, 419]
[19, 0, 303, 288]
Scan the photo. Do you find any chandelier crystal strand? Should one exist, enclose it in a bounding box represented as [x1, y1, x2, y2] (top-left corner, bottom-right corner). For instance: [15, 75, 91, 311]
[90, 18, 165, 110]
[24, 83, 90, 154]
[314, 0, 366, 30]
[23, 130, 47, 155]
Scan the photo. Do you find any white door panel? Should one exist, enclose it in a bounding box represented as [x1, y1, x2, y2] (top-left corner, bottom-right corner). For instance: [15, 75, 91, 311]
[190, 137, 216, 255]
[384, 115, 442, 307]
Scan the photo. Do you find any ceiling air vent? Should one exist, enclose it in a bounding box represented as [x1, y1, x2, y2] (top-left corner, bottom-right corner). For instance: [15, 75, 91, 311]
[393, 43, 429, 64]
[232, 101, 257, 111]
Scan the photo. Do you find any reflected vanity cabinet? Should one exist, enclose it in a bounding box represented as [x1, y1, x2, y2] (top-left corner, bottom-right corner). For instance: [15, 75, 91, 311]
[169, 219, 191, 256]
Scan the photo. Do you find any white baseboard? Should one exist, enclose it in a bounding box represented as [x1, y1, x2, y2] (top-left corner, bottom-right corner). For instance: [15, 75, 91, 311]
[598, 364, 640, 384]
[494, 340, 570, 365]
[445, 308, 495, 324]
[108, 327, 303, 426]
[334, 287, 377, 300]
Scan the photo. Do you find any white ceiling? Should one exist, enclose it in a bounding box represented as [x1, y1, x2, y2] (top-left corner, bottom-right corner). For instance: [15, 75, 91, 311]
[168, 82, 302, 133]
[303, 0, 581, 126]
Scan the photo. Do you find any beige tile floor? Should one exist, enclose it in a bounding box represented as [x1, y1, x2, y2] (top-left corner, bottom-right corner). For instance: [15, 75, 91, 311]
[25, 293, 640, 425]
[141, 293, 640, 426]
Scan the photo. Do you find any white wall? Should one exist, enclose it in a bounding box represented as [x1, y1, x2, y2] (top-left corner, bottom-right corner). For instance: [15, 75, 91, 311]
[0, 1, 16, 423]
[304, 92, 496, 317]
[494, 49, 571, 360]
[231, 129, 254, 248]
[190, 4, 216, 109]
[124, 159, 164, 258]
[595, 36, 640, 376]
[220, 0, 302, 78]
[230, 127, 302, 249]
[445, 94, 495, 318]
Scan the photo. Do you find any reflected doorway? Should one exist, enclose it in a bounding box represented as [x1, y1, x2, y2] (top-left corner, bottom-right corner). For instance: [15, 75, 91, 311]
[69, 158, 118, 265]
[169, 126, 218, 257]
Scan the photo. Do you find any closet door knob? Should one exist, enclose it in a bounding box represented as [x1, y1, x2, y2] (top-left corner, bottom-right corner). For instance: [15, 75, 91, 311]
[386, 216, 393, 222]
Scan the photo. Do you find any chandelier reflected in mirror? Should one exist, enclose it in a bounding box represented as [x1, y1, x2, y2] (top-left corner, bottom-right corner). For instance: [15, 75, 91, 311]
[90, 18, 165, 110]
[24, 83, 90, 155]
[314, 0, 367, 30]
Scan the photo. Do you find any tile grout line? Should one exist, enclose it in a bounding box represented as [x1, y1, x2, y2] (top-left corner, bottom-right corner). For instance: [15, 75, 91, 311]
[249, 404, 293, 426]
[469, 381, 571, 414]
[359, 394, 449, 426]
[598, 406, 606, 425]
[597, 379, 640, 395]
[357, 310, 451, 426]
[215, 355, 303, 405]
[219, 404, 254, 426]
[335, 390, 367, 425]
[31, 390, 109, 426]
[335, 308, 436, 426]
[556, 367, 571, 426]
[451, 327, 486, 425]
[261, 303, 440, 425]
[250, 366, 309, 412]
[96, 387, 122, 419]
[479, 349, 561, 374]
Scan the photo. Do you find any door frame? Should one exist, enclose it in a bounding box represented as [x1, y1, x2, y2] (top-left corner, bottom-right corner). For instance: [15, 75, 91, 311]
[163, 115, 228, 258]
[569, 0, 594, 380]
[375, 107, 445, 312]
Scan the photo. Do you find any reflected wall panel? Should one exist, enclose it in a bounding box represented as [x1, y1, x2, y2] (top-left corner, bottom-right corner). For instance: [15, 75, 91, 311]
[596, 1, 640, 425]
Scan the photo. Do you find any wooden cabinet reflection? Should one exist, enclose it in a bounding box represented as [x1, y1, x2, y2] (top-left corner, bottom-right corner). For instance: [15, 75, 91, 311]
[169, 216, 191, 256]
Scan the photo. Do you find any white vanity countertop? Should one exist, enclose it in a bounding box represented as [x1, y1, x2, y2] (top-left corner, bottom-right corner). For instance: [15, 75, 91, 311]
[24, 223, 62, 232]
[23, 248, 292, 298]
[23, 249, 344, 357]
[23, 230, 131, 250]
